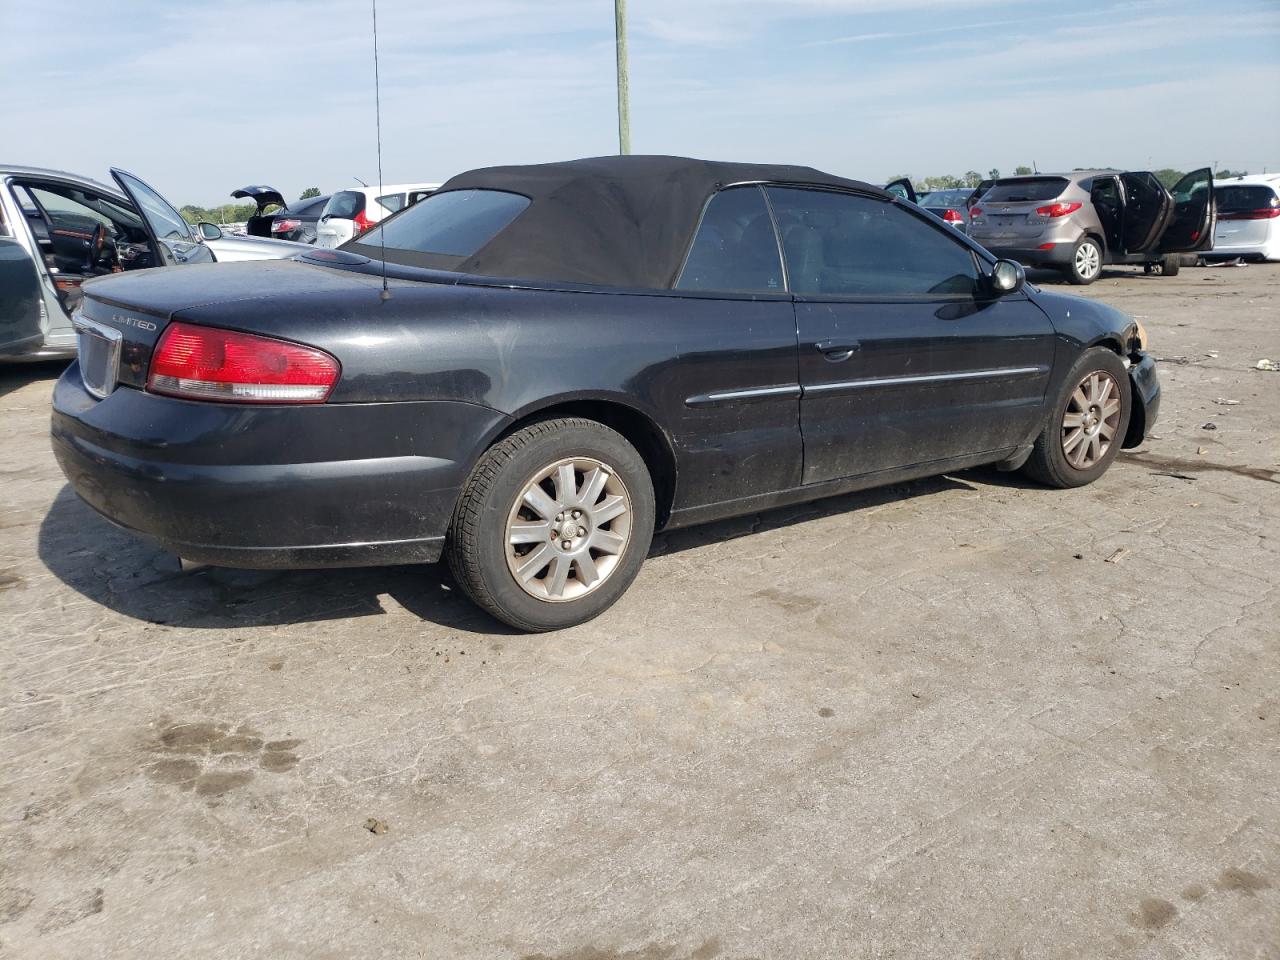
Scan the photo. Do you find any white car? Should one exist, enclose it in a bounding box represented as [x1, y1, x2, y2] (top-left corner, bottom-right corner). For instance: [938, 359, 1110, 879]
[194, 221, 310, 261]
[0, 164, 306, 362]
[1207, 174, 1280, 262]
[315, 182, 440, 248]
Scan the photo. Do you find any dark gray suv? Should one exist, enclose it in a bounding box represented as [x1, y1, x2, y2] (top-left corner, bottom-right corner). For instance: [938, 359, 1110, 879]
[968, 169, 1215, 284]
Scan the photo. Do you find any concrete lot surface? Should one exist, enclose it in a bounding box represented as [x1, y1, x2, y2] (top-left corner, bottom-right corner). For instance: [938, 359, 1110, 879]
[2, 264, 1278, 959]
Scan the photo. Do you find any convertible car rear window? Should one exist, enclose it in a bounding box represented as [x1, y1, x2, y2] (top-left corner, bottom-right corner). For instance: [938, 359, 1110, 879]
[982, 178, 1069, 203]
[352, 189, 531, 267]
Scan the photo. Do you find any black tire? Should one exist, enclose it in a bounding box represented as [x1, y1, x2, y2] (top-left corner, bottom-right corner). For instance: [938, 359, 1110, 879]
[1022, 347, 1132, 489]
[1067, 237, 1103, 285]
[1160, 254, 1180, 277]
[446, 417, 655, 632]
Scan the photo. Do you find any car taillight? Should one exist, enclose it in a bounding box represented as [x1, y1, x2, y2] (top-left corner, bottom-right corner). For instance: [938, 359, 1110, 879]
[969, 206, 984, 218]
[941, 208, 964, 223]
[147, 322, 340, 404]
[271, 218, 301, 233]
[352, 209, 375, 234]
[1035, 201, 1082, 218]
[1218, 207, 1280, 220]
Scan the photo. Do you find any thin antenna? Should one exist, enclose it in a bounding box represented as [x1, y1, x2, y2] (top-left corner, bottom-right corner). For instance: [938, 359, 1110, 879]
[372, 0, 390, 301]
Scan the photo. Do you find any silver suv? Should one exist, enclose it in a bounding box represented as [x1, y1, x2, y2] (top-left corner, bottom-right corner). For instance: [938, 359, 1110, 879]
[968, 168, 1215, 284]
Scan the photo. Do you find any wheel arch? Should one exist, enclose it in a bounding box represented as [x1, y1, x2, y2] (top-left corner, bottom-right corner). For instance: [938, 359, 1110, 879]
[479, 393, 679, 529]
[1086, 334, 1126, 355]
[1078, 338, 1147, 447]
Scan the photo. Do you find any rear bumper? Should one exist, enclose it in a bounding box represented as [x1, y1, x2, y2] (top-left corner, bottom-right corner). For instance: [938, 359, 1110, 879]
[977, 243, 1076, 267]
[51, 364, 510, 568]
[1124, 351, 1161, 447]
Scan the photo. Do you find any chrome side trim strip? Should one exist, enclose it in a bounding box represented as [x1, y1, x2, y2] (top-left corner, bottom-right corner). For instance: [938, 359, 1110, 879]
[685, 384, 802, 407]
[805, 365, 1047, 394]
[684, 365, 1048, 407]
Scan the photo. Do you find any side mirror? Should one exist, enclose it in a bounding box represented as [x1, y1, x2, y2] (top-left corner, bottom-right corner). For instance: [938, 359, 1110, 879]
[197, 222, 223, 241]
[988, 259, 1025, 296]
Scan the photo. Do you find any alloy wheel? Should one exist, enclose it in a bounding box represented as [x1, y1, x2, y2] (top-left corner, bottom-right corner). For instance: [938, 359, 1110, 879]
[1075, 241, 1101, 281]
[504, 457, 633, 602]
[1061, 371, 1121, 469]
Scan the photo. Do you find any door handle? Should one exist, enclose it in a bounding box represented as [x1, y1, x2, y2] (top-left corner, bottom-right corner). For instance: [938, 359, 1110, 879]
[815, 339, 860, 362]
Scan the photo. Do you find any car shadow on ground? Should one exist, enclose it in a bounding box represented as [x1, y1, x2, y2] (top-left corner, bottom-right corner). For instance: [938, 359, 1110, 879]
[649, 468, 1035, 557]
[38, 468, 1037, 633]
[0, 360, 69, 400]
[1025, 265, 1172, 286]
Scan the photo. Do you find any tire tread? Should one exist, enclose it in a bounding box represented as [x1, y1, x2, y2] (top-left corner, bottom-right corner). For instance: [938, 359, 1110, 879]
[446, 417, 642, 632]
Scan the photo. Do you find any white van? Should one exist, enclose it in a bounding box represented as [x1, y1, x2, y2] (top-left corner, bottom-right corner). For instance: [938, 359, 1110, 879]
[315, 182, 441, 248]
[1207, 174, 1280, 262]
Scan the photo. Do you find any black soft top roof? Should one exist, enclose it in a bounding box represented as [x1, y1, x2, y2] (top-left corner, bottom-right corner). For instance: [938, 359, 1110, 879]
[420, 155, 887, 289]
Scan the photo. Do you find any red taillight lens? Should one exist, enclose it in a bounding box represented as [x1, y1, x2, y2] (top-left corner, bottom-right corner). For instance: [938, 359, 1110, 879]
[941, 208, 964, 223]
[1035, 201, 1082, 218]
[1219, 207, 1280, 220]
[352, 209, 375, 234]
[271, 218, 301, 233]
[148, 322, 340, 404]
[969, 206, 984, 218]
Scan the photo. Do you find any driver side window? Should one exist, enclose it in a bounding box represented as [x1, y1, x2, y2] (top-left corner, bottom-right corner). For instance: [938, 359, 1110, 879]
[764, 187, 980, 297]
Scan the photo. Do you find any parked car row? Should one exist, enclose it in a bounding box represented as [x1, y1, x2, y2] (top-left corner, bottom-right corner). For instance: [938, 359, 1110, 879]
[889, 168, 1225, 284]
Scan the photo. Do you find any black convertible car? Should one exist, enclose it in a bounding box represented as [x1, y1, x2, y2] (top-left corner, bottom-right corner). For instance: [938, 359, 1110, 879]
[52, 156, 1160, 631]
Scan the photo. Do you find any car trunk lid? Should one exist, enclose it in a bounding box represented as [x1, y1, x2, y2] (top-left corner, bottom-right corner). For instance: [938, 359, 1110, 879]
[74, 258, 380, 395]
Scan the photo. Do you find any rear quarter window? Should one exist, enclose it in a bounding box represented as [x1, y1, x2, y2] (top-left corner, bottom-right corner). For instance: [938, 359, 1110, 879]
[376, 193, 405, 213]
[983, 178, 1070, 203]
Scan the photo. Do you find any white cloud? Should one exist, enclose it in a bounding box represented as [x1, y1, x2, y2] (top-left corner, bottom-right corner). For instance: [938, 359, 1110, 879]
[0, 0, 1276, 206]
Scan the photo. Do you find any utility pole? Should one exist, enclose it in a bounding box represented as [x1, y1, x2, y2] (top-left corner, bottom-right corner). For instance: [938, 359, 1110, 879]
[615, 0, 631, 154]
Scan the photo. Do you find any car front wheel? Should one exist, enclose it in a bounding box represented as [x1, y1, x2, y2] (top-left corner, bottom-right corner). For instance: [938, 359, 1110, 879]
[1022, 347, 1131, 488]
[446, 417, 655, 632]
[1067, 237, 1103, 285]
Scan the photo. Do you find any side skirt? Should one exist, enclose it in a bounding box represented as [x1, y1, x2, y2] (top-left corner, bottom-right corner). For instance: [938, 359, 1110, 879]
[663, 447, 1021, 531]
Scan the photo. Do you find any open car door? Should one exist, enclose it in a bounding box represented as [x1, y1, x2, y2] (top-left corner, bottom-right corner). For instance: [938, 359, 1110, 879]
[110, 168, 214, 267]
[0, 235, 45, 357]
[0, 186, 47, 356]
[969, 180, 994, 207]
[1159, 167, 1215, 253]
[884, 178, 917, 204]
[1119, 171, 1173, 254]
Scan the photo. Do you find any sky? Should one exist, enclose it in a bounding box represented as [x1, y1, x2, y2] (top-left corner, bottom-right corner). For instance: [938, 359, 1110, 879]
[2, 0, 1278, 207]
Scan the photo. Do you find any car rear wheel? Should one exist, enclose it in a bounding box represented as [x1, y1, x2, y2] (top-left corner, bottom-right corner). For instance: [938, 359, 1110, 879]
[446, 417, 655, 632]
[1066, 237, 1102, 285]
[1160, 254, 1181, 276]
[1022, 347, 1131, 488]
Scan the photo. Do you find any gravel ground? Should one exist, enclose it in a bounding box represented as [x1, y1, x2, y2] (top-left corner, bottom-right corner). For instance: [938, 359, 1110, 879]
[1, 263, 1277, 960]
